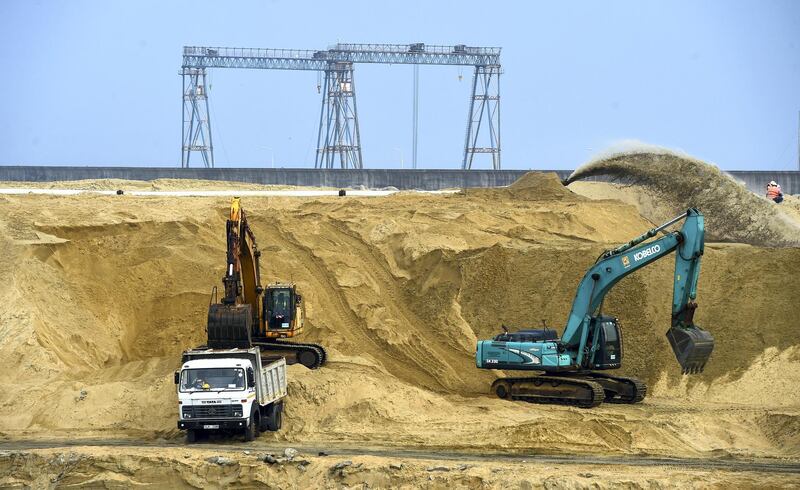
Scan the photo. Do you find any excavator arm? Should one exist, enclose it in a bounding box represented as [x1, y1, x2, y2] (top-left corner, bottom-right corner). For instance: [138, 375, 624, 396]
[207, 198, 264, 348]
[560, 208, 713, 373]
[221, 198, 263, 326]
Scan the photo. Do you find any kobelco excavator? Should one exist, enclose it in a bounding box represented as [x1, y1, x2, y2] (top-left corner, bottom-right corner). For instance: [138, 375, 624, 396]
[475, 208, 714, 407]
[206, 198, 326, 369]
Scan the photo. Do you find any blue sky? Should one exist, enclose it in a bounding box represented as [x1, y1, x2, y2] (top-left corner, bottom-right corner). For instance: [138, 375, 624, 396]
[1, 0, 798, 170]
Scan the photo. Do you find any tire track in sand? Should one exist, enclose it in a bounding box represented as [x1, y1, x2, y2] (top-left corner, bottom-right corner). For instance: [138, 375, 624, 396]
[3, 440, 799, 475]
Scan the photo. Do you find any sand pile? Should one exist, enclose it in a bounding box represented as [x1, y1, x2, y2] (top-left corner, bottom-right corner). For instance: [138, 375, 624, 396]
[0, 180, 798, 461]
[468, 171, 585, 203]
[504, 171, 584, 201]
[565, 149, 800, 246]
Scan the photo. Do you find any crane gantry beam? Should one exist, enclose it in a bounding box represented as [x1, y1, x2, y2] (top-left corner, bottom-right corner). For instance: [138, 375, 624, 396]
[181, 43, 501, 170]
[183, 47, 327, 71]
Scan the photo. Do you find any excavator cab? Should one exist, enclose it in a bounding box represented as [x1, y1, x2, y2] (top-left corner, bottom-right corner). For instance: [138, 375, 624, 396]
[262, 284, 304, 339]
[588, 316, 623, 370]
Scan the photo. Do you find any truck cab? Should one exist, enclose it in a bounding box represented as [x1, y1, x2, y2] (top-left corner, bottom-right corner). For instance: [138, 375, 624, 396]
[175, 347, 286, 442]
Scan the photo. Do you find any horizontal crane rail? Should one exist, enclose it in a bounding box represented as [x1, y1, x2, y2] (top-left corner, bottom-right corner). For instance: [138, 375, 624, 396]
[182, 43, 501, 70]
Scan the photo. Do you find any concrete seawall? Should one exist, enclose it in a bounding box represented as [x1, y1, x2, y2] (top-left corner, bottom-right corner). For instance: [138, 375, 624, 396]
[0, 166, 797, 194]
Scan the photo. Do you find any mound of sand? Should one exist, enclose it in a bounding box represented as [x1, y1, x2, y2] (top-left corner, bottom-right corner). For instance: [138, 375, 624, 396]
[565, 150, 800, 246]
[0, 179, 798, 461]
[505, 171, 584, 201]
[468, 171, 585, 203]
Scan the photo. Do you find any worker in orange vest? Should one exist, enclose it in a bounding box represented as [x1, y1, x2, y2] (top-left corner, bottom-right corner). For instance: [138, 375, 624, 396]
[766, 181, 783, 203]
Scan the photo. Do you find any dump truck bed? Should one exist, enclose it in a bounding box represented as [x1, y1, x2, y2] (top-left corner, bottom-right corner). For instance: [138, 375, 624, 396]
[181, 346, 287, 406]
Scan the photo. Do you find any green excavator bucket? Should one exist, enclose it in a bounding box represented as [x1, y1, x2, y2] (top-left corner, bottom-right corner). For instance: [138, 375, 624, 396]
[666, 325, 714, 374]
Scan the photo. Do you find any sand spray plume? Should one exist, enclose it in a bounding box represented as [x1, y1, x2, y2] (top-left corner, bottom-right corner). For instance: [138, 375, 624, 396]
[565, 144, 800, 247]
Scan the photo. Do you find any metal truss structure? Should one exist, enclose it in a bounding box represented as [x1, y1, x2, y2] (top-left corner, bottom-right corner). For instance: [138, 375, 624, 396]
[181, 68, 214, 168]
[463, 65, 501, 170]
[181, 43, 502, 169]
[316, 62, 362, 169]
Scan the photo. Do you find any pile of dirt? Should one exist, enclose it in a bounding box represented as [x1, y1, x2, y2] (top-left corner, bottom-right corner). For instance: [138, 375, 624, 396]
[468, 171, 585, 202]
[565, 149, 800, 246]
[505, 171, 583, 201]
[0, 177, 798, 463]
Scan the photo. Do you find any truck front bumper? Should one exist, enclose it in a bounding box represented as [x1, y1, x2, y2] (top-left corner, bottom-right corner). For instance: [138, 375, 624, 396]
[177, 418, 248, 431]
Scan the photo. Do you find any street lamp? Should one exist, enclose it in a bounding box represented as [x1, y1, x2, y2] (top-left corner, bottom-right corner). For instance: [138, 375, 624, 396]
[261, 146, 275, 168]
[393, 148, 405, 169]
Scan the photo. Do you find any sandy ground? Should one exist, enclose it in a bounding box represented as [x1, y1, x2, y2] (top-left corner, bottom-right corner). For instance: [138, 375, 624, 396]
[3, 446, 799, 489]
[1, 152, 799, 487]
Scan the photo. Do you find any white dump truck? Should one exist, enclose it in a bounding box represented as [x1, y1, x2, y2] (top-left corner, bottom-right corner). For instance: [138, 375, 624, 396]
[175, 347, 287, 442]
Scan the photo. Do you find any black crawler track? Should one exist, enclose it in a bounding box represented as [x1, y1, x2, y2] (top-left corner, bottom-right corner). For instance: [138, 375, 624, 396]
[492, 376, 606, 408]
[582, 372, 647, 404]
[492, 372, 646, 408]
[252, 340, 327, 369]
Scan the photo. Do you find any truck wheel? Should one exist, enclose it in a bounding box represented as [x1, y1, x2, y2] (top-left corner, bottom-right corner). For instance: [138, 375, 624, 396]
[259, 408, 269, 432]
[274, 406, 283, 431]
[186, 429, 197, 443]
[266, 402, 283, 431]
[245, 413, 259, 441]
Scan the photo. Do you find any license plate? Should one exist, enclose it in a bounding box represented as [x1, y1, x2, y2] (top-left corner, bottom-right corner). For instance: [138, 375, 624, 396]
[203, 424, 220, 429]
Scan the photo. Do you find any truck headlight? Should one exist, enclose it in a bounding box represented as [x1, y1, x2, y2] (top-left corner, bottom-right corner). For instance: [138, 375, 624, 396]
[233, 410, 242, 417]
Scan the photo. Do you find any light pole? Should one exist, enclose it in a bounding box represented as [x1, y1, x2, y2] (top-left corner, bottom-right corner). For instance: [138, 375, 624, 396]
[412, 65, 419, 170]
[261, 146, 275, 168]
[393, 148, 405, 169]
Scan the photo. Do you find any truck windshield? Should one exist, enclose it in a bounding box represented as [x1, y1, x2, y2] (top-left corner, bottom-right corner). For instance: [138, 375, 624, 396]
[180, 368, 245, 392]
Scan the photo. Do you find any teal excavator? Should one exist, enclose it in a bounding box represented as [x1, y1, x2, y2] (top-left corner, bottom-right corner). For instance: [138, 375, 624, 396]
[475, 209, 714, 407]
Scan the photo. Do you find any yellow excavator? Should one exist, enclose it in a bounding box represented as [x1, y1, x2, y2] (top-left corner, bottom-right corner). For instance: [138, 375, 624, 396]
[206, 198, 326, 369]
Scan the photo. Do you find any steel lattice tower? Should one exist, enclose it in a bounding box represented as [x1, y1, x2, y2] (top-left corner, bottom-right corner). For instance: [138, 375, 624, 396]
[462, 64, 501, 170]
[180, 44, 502, 169]
[315, 62, 363, 169]
[181, 68, 214, 168]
